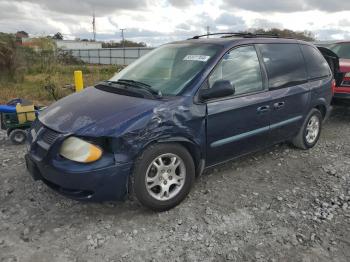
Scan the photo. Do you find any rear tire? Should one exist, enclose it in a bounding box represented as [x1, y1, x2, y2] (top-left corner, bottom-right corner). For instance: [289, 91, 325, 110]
[9, 129, 27, 145]
[292, 109, 322, 150]
[132, 143, 195, 211]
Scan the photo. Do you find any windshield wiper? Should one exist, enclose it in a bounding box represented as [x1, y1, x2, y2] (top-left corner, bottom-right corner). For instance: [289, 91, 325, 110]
[116, 79, 162, 97]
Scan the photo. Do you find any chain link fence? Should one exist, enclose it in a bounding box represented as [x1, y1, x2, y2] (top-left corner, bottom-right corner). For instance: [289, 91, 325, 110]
[68, 47, 154, 65]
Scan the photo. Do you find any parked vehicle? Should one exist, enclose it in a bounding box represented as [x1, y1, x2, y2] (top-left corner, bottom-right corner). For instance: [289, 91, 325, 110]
[0, 99, 43, 144]
[25, 33, 335, 211]
[317, 41, 350, 100]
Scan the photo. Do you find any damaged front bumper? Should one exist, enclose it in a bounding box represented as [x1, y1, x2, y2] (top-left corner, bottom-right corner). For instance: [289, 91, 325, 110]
[25, 153, 131, 201]
[25, 121, 132, 202]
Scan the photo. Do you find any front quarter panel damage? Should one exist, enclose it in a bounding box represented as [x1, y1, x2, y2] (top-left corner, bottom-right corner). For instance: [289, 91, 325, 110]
[113, 97, 207, 165]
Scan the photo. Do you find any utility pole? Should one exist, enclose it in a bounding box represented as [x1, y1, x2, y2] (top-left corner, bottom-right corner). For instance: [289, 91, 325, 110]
[120, 28, 126, 48]
[92, 11, 96, 41]
[120, 28, 126, 65]
[206, 26, 210, 38]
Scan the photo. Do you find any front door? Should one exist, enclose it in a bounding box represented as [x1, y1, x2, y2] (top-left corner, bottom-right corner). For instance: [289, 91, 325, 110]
[205, 45, 271, 166]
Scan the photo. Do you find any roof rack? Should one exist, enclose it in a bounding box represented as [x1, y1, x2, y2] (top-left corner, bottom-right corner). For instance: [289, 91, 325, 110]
[189, 32, 279, 40]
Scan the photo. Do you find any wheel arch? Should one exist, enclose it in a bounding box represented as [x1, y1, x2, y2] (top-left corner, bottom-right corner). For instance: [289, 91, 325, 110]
[135, 136, 204, 177]
[310, 97, 329, 120]
[155, 137, 203, 176]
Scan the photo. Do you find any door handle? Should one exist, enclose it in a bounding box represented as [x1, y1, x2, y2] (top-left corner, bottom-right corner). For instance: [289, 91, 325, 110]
[273, 102, 285, 109]
[257, 105, 270, 113]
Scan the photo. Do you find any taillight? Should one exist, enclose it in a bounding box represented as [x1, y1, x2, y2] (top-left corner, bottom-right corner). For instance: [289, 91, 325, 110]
[331, 79, 336, 95]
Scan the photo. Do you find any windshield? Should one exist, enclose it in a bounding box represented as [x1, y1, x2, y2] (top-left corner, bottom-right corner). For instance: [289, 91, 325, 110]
[328, 43, 350, 59]
[109, 43, 222, 96]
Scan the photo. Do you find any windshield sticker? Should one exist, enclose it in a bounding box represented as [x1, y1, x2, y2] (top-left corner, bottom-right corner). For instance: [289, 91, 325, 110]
[183, 55, 210, 62]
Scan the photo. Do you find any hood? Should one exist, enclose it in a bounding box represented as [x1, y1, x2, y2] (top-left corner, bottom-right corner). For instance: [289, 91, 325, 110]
[39, 86, 164, 136]
[339, 59, 350, 73]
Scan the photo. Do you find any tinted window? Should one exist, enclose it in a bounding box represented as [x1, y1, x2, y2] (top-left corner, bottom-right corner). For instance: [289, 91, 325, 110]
[258, 44, 307, 89]
[329, 43, 350, 59]
[209, 46, 263, 96]
[301, 45, 330, 80]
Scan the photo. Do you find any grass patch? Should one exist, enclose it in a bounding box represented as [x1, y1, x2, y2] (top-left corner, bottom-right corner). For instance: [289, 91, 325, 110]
[0, 64, 122, 105]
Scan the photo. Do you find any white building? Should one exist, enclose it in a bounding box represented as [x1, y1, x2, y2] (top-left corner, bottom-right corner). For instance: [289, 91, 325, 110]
[55, 40, 102, 50]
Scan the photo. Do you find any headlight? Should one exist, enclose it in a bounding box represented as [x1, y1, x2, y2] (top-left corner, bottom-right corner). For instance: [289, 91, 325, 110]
[60, 137, 102, 163]
[345, 72, 350, 78]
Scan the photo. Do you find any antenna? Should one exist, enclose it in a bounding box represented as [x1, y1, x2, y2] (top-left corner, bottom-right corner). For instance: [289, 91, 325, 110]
[92, 11, 96, 41]
[206, 26, 210, 38]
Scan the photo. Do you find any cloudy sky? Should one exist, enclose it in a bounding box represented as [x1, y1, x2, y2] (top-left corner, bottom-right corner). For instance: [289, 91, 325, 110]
[1, 0, 350, 46]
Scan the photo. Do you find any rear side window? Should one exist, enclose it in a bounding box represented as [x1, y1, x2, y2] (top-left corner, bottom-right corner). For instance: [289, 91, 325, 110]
[300, 45, 331, 80]
[258, 44, 307, 89]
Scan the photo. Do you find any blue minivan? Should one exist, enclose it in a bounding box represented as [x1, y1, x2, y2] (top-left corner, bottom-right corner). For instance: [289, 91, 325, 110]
[26, 34, 333, 210]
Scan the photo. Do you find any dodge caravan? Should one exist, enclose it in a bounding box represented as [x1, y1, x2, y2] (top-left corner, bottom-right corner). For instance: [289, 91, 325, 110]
[26, 33, 333, 211]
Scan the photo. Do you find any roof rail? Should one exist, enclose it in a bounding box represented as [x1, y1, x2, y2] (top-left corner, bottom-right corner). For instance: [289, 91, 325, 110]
[189, 32, 279, 40]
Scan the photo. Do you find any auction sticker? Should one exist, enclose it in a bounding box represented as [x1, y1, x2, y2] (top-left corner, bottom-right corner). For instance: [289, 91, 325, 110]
[183, 55, 210, 62]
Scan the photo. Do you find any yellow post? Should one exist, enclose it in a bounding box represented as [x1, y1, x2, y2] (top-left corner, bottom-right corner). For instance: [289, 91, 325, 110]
[74, 70, 84, 92]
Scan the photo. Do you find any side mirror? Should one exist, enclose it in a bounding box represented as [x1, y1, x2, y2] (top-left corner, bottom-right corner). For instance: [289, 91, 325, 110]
[199, 80, 235, 100]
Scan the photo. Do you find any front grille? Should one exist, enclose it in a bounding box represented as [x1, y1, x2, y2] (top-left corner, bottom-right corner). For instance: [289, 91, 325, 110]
[28, 121, 62, 161]
[41, 128, 60, 145]
[31, 119, 42, 132]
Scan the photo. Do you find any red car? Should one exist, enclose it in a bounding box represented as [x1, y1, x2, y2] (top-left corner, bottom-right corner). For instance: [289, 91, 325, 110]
[325, 42, 350, 99]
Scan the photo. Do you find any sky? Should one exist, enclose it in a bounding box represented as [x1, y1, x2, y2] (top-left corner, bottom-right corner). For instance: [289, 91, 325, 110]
[1, 0, 350, 46]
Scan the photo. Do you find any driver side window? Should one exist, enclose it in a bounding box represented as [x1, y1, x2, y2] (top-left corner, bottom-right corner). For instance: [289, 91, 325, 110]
[209, 46, 264, 96]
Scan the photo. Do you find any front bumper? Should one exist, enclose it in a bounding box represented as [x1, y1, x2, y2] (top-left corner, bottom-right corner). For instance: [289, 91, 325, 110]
[25, 121, 132, 202]
[25, 154, 131, 201]
[333, 92, 350, 99]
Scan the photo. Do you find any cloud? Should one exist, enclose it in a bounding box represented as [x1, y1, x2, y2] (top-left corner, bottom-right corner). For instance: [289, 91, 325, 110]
[215, 13, 246, 29]
[1, 0, 350, 45]
[222, 0, 305, 13]
[315, 29, 350, 40]
[222, 0, 350, 13]
[168, 0, 194, 7]
[251, 19, 283, 29]
[8, 0, 147, 16]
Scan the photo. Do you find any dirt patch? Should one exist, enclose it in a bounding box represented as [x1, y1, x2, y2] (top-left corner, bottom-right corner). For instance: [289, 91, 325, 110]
[0, 105, 349, 262]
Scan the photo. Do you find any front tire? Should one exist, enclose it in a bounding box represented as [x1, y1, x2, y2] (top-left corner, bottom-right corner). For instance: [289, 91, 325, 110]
[133, 143, 195, 211]
[292, 109, 322, 149]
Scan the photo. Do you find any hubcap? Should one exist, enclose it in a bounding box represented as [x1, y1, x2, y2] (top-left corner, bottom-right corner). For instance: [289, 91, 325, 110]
[145, 153, 186, 201]
[305, 115, 320, 144]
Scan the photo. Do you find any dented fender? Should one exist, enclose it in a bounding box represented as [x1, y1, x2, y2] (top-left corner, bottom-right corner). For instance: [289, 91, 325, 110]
[39, 86, 208, 167]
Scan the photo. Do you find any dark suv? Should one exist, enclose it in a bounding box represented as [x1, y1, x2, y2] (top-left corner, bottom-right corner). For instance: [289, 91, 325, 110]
[25, 33, 333, 211]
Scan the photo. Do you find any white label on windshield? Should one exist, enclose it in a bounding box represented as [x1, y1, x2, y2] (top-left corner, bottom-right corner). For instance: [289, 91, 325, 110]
[183, 55, 210, 62]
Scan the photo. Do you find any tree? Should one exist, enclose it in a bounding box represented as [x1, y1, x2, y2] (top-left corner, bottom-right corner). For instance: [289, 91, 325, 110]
[248, 28, 315, 41]
[102, 40, 147, 48]
[52, 32, 64, 40]
[16, 31, 29, 38]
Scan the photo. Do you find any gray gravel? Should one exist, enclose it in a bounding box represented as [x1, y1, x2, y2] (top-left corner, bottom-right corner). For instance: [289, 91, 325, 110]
[0, 104, 350, 262]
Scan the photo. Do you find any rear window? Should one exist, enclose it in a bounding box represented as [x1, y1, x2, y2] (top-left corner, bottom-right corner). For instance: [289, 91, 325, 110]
[300, 45, 331, 80]
[329, 43, 350, 59]
[258, 44, 307, 89]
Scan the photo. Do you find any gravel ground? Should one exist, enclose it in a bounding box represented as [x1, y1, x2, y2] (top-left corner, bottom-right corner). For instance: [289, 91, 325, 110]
[0, 104, 350, 262]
